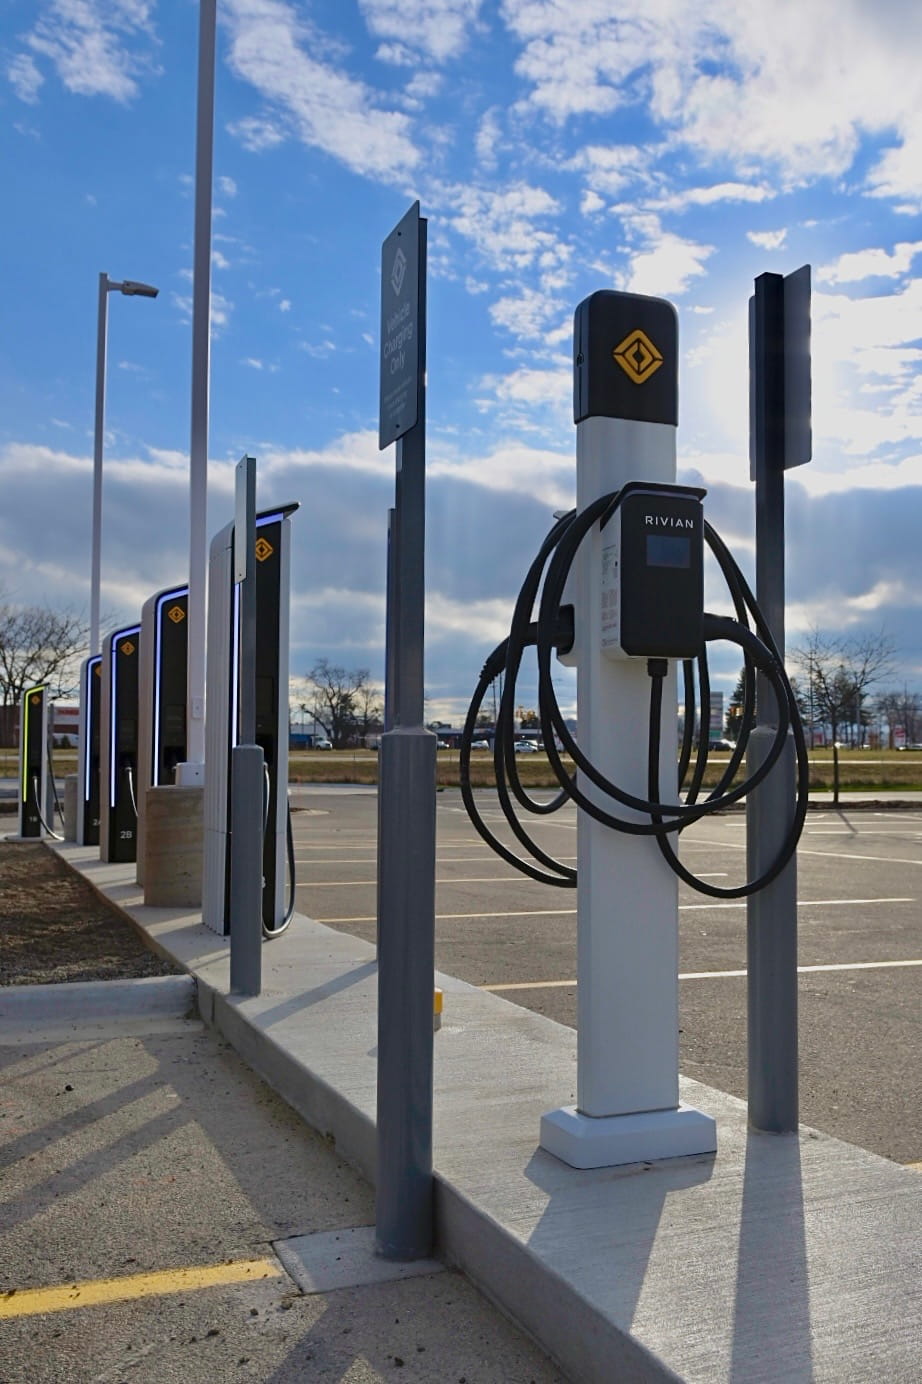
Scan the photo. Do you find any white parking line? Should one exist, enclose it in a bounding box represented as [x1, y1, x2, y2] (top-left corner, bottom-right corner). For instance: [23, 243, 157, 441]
[295, 856, 579, 868]
[482, 957, 922, 992]
[686, 837, 922, 868]
[317, 896, 914, 924]
[298, 869, 728, 886]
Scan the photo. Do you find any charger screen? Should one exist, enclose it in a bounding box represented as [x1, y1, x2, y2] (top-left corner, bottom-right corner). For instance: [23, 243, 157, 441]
[646, 534, 691, 568]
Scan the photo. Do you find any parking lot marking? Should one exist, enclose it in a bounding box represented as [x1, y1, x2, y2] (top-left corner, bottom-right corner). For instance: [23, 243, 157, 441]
[482, 957, 922, 992]
[686, 837, 922, 868]
[680, 896, 914, 911]
[319, 896, 913, 924]
[807, 830, 922, 837]
[0, 1257, 282, 1320]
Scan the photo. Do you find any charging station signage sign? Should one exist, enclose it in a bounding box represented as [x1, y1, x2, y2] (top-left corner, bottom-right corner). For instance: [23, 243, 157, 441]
[574, 290, 678, 427]
[379, 201, 423, 450]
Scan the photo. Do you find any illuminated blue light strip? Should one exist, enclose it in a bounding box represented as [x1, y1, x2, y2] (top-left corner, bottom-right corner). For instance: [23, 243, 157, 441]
[83, 657, 101, 800]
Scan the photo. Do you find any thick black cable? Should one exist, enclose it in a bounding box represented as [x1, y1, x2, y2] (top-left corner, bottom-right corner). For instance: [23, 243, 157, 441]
[647, 625, 804, 897]
[264, 799, 296, 938]
[458, 491, 809, 896]
[30, 774, 63, 840]
[534, 503, 788, 830]
[459, 639, 576, 886]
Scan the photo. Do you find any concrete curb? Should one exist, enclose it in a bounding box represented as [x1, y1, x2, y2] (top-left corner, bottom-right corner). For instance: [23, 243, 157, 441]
[0, 974, 197, 1027]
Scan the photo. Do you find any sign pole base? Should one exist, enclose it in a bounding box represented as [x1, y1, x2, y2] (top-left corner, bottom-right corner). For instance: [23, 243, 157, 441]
[540, 1104, 717, 1171]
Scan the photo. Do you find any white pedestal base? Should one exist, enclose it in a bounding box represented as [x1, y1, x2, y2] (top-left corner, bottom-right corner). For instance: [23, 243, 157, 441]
[174, 761, 205, 787]
[540, 1103, 717, 1170]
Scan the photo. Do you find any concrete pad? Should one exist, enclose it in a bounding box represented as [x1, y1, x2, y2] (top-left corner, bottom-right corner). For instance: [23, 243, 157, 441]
[51, 841, 922, 1384]
[274, 1225, 444, 1293]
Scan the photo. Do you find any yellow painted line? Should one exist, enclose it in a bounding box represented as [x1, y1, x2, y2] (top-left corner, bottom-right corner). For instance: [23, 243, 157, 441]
[482, 957, 922, 992]
[906, 1161, 922, 1172]
[0, 1257, 281, 1320]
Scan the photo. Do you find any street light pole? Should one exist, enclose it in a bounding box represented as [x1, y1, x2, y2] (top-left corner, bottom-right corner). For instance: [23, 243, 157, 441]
[179, 0, 217, 780]
[90, 273, 159, 656]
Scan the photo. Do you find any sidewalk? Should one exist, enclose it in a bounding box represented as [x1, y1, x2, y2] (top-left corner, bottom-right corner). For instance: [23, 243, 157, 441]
[34, 843, 922, 1381]
[0, 977, 563, 1383]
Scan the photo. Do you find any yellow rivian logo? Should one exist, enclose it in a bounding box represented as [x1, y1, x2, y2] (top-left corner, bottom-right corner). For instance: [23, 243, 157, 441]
[30, 694, 40, 705]
[120, 640, 135, 657]
[255, 536, 274, 563]
[167, 605, 185, 624]
[612, 329, 663, 385]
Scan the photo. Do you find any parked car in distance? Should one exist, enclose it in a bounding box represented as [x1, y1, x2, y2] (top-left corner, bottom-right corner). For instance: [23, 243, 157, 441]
[513, 740, 538, 753]
[470, 738, 491, 749]
[436, 739, 451, 749]
[709, 739, 736, 751]
[313, 738, 333, 750]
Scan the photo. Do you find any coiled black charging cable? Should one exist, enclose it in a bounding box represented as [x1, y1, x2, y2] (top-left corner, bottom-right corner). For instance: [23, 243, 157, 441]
[459, 491, 809, 897]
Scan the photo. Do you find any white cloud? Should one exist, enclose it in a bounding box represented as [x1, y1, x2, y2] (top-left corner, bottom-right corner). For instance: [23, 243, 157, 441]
[7, 53, 44, 103]
[279, 299, 292, 312]
[657, 181, 775, 212]
[359, 0, 484, 63]
[430, 439, 573, 509]
[21, 0, 159, 103]
[437, 180, 562, 272]
[571, 144, 647, 198]
[218, 175, 238, 198]
[227, 115, 286, 152]
[580, 189, 605, 217]
[623, 230, 714, 298]
[475, 107, 502, 168]
[500, 0, 922, 195]
[816, 241, 922, 285]
[489, 287, 563, 341]
[224, 0, 420, 180]
[747, 229, 787, 251]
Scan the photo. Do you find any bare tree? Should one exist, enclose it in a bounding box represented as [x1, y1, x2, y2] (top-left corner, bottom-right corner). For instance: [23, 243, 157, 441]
[875, 687, 922, 748]
[791, 628, 897, 801]
[0, 598, 89, 746]
[303, 659, 383, 748]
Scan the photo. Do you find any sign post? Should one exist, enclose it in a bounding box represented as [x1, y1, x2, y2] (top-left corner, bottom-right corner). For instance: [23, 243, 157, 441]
[375, 203, 437, 1261]
[229, 455, 264, 997]
[747, 265, 811, 1133]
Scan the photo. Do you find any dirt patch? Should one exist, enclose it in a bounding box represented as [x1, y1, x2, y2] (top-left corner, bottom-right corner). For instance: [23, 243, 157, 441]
[0, 842, 183, 987]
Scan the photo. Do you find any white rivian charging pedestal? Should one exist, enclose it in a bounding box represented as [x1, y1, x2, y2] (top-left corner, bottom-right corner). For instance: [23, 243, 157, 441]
[539, 290, 717, 1169]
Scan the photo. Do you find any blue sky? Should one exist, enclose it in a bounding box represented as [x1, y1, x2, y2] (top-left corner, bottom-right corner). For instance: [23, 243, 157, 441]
[2, 0, 921, 722]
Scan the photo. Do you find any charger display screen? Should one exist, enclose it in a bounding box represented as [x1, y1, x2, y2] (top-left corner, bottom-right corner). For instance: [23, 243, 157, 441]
[646, 533, 691, 568]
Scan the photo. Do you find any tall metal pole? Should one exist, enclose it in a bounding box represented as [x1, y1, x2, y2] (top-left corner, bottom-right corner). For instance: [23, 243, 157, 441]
[90, 272, 109, 658]
[182, 0, 217, 778]
[376, 206, 436, 1261]
[747, 271, 799, 1132]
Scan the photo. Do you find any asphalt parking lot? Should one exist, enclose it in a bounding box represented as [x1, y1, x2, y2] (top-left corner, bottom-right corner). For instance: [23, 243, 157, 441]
[291, 788, 922, 1167]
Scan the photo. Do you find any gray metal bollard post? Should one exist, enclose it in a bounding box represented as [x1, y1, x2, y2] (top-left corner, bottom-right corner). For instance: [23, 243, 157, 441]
[229, 743, 265, 997]
[375, 724, 437, 1260]
[746, 726, 798, 1129]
